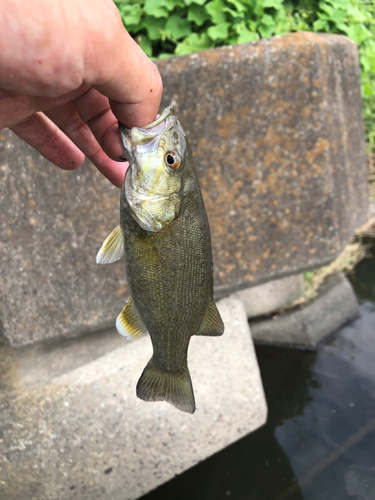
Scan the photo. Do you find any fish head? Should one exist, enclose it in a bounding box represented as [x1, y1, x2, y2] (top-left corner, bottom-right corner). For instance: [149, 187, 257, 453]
[119, 103, 188, 233]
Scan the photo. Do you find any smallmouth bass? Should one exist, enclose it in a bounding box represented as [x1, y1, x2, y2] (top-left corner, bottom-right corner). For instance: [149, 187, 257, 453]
[97, 103, 224, 413]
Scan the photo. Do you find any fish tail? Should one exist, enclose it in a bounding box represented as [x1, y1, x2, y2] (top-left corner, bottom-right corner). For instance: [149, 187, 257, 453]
[136, 358, 196, 414]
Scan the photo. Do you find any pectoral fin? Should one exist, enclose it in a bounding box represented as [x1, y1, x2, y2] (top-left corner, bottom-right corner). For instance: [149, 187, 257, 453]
[96, 225, 124, 264]
[195, 298, 224, 337]
[116, 297, 148, 341]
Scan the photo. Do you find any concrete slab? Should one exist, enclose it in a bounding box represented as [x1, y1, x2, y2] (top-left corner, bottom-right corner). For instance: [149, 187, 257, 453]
[249, 273, 359, 348]
[0, 296, 267, 500]
[236, 274, 305, 319]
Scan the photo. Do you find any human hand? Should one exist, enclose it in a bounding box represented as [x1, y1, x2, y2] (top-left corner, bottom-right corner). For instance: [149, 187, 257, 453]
[0, 0, 162, 187]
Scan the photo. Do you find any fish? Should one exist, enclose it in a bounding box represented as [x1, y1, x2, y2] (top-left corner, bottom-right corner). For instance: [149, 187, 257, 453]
[96, 102, 224, 413]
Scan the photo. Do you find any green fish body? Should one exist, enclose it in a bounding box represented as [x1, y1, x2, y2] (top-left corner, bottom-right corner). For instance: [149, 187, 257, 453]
[97, 103, 224, 413]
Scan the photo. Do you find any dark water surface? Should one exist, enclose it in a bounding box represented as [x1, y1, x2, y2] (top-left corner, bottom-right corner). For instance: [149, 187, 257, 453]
[140, 256, 375, 500]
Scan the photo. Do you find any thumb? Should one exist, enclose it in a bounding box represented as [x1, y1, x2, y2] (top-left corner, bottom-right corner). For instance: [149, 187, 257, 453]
[84, 12, 163, 128]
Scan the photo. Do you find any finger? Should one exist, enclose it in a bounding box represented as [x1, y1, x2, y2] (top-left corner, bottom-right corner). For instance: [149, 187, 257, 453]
[45, 102, 128, 187]
[11, 110, 127, 187]
[0, 85, 89, 130]
[107, 56, 163, 129]
[0, 90, 34, 130]
[10, 112, 84, 171]
[88, 149, 127, 188]
[46, 101, 127, 187]
[71, 87, 124, 160]
[84, 17, 163, 128]
[49, 90, 128, 186]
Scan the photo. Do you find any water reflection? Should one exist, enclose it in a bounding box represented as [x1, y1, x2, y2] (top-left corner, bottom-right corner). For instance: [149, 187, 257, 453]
[141, 255, 375, 500]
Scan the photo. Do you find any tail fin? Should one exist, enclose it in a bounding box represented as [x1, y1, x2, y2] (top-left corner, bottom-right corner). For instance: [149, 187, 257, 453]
[136, 358, 195, 414]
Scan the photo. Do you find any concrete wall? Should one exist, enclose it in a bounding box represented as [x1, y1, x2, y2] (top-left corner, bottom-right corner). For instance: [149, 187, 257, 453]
[0, 296, 267, 500]
[0, 32, 368, 346]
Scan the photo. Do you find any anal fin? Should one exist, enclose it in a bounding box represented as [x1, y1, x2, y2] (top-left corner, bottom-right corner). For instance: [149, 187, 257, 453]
[116, 297, 148, 341]
[195, 298, 224, 337]
[96, 225, 124, 264]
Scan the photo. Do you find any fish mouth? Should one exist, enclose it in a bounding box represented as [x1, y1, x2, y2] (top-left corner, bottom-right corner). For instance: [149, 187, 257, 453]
[142, 101, 176, 130]
[119, 102, 177, 153]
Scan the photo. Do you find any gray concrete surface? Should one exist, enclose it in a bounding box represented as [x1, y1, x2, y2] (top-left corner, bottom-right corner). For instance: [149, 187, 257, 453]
[0, 296, 267, 500]
[236, 274, 305, 318]
[249, 273, 359, 347]
[0, 32, 368, 347]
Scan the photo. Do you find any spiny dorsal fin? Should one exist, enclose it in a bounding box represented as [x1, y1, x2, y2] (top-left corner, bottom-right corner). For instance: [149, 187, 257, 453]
[195, 298, 224, 337]
[116, 297, 148, 341]
[96, 225, 124, 264]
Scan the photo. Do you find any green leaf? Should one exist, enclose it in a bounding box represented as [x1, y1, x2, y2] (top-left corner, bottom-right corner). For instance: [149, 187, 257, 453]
[248, 20, 258, 32]
[144, 0, 169, 18]
[159, 0, 185, 10]
[260, 13, 276, 26]
[313, 18, 329, 32]
[261, 0, 284, 8]
[361, 41, 375, 73]
[319, 2, 335, 17]
[205, 0, 227, 24]
[207, 22, 230, 40]
[223, 6, 244, 18]
[139, 35, 153, 57]
[236, 27, 259, 44]
[165, 15, 192, 41]
[117, 4, 143, 26]
[258, 14, 277, 38]
[185, 0, 207, 5]
[226, 0, 246, 13]
[175, 32, 211, 55]
[188, 4, 210, 26]
[142, 16, 167, 40]
[345, 23, 372, 45]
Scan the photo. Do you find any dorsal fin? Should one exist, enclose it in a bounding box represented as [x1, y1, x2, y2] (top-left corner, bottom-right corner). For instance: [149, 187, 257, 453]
[116, 297, 148, 341]
[195, 298, 224, 337]
[96, 225, 124, 264]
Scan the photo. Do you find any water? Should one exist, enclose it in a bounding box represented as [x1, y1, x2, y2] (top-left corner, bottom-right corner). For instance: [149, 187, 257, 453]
[140, 255, 375, 500]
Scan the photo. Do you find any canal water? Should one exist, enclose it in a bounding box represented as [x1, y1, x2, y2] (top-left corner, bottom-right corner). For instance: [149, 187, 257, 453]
[140, 254, 375, 500]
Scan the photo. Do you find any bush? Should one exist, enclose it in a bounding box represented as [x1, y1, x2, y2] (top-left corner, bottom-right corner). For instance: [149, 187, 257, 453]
[114, 0, 375, 143]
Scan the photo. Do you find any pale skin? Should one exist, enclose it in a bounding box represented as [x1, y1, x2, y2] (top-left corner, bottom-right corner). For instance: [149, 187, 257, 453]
[0, 0, 163, 187]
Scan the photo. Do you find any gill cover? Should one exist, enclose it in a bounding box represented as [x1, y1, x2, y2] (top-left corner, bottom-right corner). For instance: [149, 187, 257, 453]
[119, 103, 187, 233]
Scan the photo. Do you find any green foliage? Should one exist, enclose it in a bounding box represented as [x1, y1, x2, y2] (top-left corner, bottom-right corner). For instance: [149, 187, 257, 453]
[114, 0, 375, 143]
[309, 0, 375, 144]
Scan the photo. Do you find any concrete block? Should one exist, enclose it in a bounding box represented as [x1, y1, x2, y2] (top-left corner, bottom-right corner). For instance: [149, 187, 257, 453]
[0, 296, 267, 500]
[249, 273, 359, 347]
[157, 32, 368, 296]
[0, 130, 125, 346]
[236, 274, 305, 318]
[0, 32, 368, 346]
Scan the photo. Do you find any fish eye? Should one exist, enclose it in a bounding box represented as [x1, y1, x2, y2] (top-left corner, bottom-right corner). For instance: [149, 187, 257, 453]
[165, 151, 181, 170]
